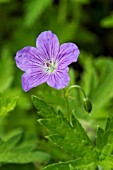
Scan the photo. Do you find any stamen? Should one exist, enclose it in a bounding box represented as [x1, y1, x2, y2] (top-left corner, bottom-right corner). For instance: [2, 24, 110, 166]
[43, 59, 57, 74]
[46, 63, 50, 67]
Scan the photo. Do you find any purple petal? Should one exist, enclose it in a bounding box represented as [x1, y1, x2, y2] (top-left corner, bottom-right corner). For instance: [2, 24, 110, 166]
[22, 69, 49, 92]
[47, 67, 70, 89]
[36, 31, 59, 61]
[15, 47, 45, 71]
[58, 43, 80, 69]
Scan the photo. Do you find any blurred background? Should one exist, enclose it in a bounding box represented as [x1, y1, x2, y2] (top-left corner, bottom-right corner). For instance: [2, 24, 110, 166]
[0, 0, 113, 56]
[0, 0, 113, 169]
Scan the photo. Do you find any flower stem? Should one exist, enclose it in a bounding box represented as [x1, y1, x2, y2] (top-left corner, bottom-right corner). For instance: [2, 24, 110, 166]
[63, 89, 70, 122]
[66, 85, 87, 99]
[66, 85, 92, 113]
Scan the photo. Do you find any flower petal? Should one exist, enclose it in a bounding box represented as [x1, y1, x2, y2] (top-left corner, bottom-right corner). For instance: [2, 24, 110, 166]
[15, 46, 45, 71]
[58, 43, 80, 69]
[22, 69, 49, 92]
[47, 68, 70, 89]
[36, 31, 59, 61]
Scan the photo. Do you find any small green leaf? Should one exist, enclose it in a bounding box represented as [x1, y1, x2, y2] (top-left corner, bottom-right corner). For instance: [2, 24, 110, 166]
[1, 129, 22, 150]
[100, 12, 113, 28]
[0, 129, 50, 164]
[32, 95, 56, 118]
[5, 97, 18, 113]
[0, 96, 18, 117]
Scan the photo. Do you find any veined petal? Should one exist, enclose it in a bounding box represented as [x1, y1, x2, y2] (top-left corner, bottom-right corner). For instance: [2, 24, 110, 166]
[36, 31, 60, 61]
[58, 43, 80, 69]
[15, 47, 45, 71]
[22, 69, 49, 92]
[47, 68, 70, 89]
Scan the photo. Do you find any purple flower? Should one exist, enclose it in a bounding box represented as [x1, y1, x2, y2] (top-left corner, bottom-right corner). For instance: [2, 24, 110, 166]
[15, 31, 80, 92]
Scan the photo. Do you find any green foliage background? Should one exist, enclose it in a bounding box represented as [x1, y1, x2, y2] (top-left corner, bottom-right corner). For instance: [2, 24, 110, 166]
[0, 0, 113, 169]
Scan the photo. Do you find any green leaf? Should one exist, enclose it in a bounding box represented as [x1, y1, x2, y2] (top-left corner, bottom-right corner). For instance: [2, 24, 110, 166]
[96, 117, 113, 169]
[0, 51, 14, 93]
[71, 0, 89, 4]
[99, 118, 113, 159]
[24, 0, 51, 27]
[91, 58, 113, 112]
[0, 0, 10, 3]
[32, 96, 113, 169]
[68, 68, 76, 87]
[43, 158, 97, 170]
[80, 53, 113, 119]
[32, 96, 98, 169]
[32, 95, 56, 119]
[0, 163, 36, 170]
[2, 129, 22, 150]
[0, 96, 18, 117]
[0, 129, 50, 164]
[80, 52, 98, 96]
[96, 127, 105, 152]
[100, 12, 113, 28]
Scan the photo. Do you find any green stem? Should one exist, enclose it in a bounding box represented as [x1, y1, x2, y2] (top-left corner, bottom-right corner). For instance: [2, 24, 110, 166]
[66, 85, 87, 99]
[66, 85, 92, 113]
[63, 89, 70, 122]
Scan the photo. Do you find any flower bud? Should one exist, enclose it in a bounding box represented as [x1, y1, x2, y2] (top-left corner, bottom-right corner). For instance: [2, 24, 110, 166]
[83, 97, 92, 113]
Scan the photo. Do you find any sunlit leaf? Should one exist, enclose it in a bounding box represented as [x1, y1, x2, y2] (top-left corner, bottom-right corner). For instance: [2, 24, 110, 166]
[0, 96, 18, 117]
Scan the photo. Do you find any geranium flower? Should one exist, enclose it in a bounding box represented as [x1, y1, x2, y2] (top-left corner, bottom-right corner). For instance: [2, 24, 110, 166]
[15, 31, 80, 92]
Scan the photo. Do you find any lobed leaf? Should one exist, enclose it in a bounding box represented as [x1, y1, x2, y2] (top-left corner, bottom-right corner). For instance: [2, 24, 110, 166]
[32, 96, 98, 169]
[96, 117, 113, 168]
[43, 158, 97, 170]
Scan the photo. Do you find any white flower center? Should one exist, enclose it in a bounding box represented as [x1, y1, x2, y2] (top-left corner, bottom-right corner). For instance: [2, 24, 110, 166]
[43, 59, 57, 74]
